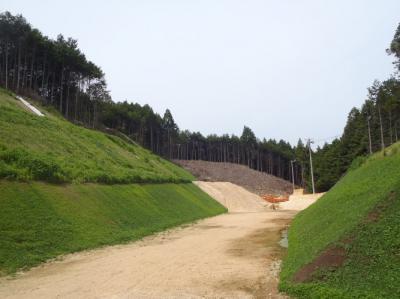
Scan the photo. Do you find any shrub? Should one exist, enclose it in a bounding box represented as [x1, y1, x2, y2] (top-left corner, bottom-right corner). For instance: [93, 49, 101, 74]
[0, 148, 67, 183]
[348, 155, 367, 171]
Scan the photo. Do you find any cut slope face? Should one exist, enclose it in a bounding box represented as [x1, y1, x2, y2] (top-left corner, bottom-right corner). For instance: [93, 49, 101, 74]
[280, 143, 400, 298]
[176, 160, 293, 195]
[194, 181, 267, 212]
[0, 90, 193, 183]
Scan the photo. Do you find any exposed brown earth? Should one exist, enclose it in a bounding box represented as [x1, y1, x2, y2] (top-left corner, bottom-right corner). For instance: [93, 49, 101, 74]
[292, 246, 347, 283]
[292, 192, 394, 284]
[175, 160, 293, 196]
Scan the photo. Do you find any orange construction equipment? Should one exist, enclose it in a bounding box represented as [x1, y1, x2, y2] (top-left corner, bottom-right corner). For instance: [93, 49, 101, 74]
[261, 194, 289, 203]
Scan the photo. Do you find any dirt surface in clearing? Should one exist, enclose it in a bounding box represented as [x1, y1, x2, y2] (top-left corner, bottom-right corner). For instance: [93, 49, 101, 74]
[175, 160, 293, 196]
[0, 182, 314, 299]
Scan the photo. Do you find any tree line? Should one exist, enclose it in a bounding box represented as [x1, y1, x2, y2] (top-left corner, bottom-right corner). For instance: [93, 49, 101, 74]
[0, 12, 110, 127]
[0, 11, 301, 184]
[303, 22, 400, 192]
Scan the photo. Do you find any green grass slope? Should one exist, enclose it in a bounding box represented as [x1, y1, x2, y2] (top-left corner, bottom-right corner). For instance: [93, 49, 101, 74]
[0, 181, 226, 274]
[0, 89, 227, 275]
[280, 144, 400, 298]
[0, 89, 193, 183]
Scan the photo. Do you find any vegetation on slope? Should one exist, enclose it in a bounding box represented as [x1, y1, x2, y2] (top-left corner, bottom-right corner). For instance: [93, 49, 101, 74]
[280, 143, 400, 298]
[0, 90, 193, 184]
[0, 181, 226, 274]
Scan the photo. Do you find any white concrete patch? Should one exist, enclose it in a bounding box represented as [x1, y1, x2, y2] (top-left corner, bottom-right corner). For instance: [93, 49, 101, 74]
[15, 96, 44, 116]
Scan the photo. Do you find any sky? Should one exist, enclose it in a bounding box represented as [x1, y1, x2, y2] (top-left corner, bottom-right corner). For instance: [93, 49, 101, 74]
[4, 0, 400, 146]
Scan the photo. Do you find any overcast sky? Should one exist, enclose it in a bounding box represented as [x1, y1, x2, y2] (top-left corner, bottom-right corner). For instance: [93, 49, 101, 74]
[4, 0, 400, 146]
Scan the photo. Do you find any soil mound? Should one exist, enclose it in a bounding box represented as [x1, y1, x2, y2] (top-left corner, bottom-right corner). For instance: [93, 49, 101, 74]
[175, 160, 293, 196]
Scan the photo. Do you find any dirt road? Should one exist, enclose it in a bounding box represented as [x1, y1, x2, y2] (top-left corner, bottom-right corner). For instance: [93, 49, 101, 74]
[0, 183, 308, 299]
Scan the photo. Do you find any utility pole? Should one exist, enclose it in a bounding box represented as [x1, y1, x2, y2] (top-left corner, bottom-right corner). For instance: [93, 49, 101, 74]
[177, 144, 181, 160]
[307, 139, 316, 194]
[290, 160, 296, 193]
[367, 116, 372, 155]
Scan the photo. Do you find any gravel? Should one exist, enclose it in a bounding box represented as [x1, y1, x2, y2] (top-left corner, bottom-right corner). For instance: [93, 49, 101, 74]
[175, 160, 293, 196]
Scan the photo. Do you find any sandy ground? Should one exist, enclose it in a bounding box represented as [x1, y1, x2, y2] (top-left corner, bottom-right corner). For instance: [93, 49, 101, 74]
[194, 181, 267, 212]
[0, 182, 316, 299]
[277, 193, 325, 211]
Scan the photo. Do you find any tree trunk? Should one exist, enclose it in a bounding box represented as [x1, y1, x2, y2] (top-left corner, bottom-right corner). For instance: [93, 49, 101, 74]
[41, 53, 47, 92]
[74, 77, 80, 120]
[378, 105, 385, 150]
[21, 51, 27, 91]
[389, 110, 393, 145]
[66, 76, 70, 118]
[59, 66, 64, 113]
[16, 42, 21, 92]
[5, 42, 8, 89]
[29, 48, 36, 89]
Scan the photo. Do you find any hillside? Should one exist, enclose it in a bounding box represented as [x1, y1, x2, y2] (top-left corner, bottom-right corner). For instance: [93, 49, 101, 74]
[280, 144, 400, 298]
[0, 89, 193, 184]
[0, 90, 226, 274]
[175, 160, 293, 195]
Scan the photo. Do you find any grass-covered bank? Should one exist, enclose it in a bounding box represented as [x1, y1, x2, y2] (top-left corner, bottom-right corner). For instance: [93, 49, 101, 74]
[0, 181, 226, 274]
[0, 90, 227, 276]
[280, 143, 400, 298]
[0, 90, 193, 184]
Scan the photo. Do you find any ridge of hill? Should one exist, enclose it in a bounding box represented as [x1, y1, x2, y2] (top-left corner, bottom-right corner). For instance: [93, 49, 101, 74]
[175, 160, 293, 195]
[280, 144, 400, 298]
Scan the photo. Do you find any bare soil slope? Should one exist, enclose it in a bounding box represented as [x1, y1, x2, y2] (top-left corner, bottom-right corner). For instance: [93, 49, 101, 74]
[175, 160, 293, 195]
[194, 181, 267, 212]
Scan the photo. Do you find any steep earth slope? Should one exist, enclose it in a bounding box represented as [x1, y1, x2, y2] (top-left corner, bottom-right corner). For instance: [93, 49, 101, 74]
[280, 144, 400, 298]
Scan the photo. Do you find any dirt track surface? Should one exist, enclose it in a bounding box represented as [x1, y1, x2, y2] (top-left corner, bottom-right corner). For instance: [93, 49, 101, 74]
[175, 160, 293, 196]
[0, 182, 310, 299]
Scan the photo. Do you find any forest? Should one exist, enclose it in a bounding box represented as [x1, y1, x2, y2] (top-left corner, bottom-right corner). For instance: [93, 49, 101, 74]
[0, 11, 299, 183]
[306, 23, 400, 191]
[1, 11, 400, 192]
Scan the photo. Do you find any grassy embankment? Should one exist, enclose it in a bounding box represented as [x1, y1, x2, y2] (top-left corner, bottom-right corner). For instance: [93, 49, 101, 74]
[0, 90, 226, 275]
[0, 88, 192, 183]
[280, 144, 400, 298]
